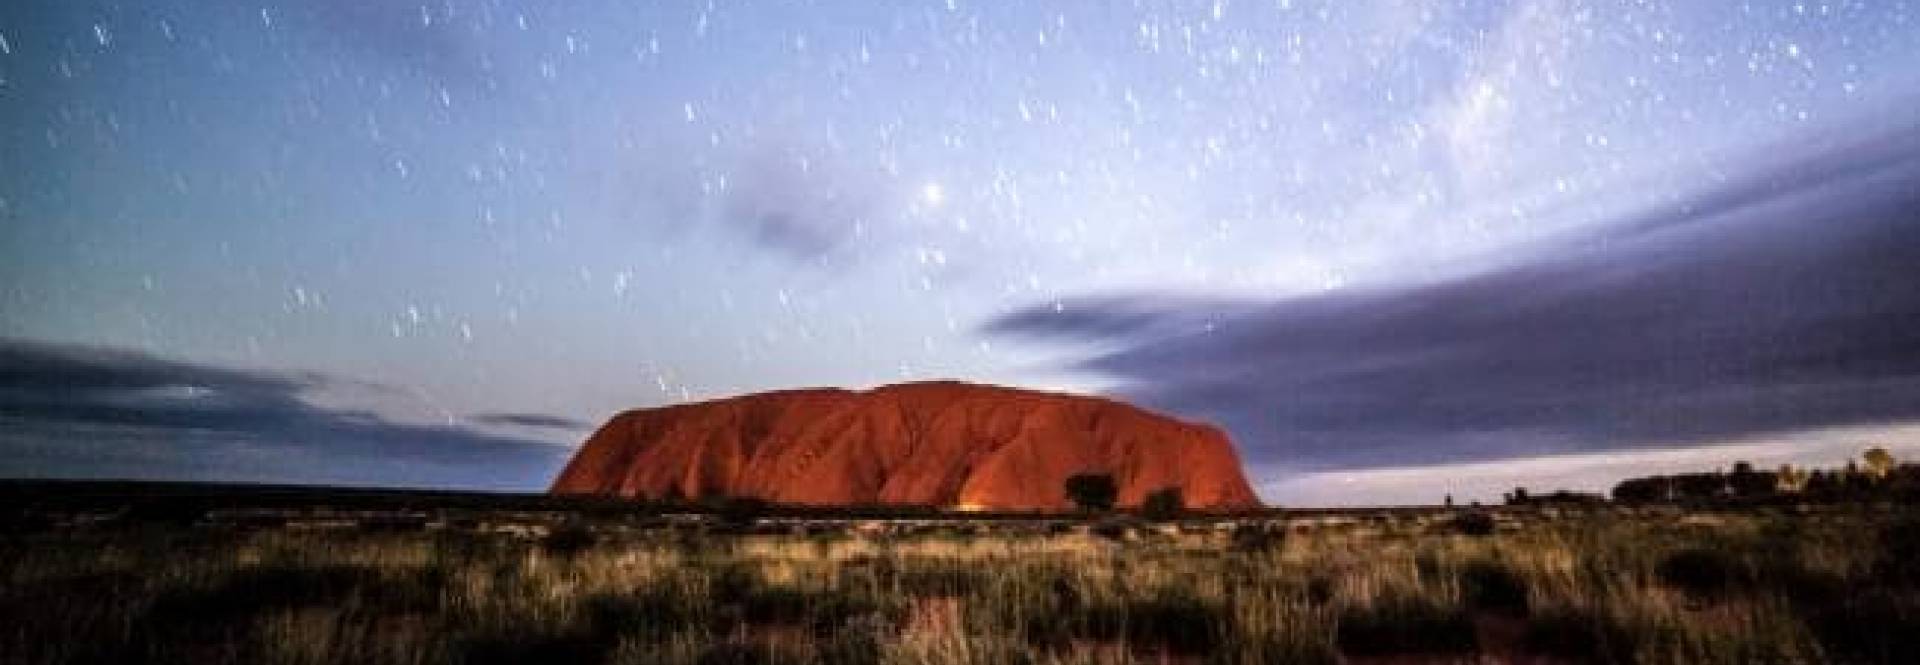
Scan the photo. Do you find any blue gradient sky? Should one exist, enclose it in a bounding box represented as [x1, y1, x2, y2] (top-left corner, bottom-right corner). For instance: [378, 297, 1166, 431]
[3, 1, 1917, 504]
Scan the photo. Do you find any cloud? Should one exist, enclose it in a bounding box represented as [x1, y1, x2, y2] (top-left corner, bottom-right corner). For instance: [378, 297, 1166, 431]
[0, 339, 569, 490]
[981, 295, 1260, 343]
[469, 412, 590, 430]
[986, 119, 1920, 474]
[714, 144, 890, 265]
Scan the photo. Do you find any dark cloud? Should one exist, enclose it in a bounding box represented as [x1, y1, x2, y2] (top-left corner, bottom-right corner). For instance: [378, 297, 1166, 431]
[469, 412, 590, 431]
[716, 144, 889, 265]
[1, 338, 317, 396]
[0, 339, 569, 490]
[982, 295, 1260, 342]
[987, 121, 1920, 472]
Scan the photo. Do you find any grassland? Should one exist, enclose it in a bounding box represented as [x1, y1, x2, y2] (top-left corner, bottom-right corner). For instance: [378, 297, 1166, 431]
[4, 495, 1918, 664]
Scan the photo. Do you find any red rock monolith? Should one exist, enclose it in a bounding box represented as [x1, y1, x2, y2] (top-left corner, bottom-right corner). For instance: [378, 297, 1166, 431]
[550, 381, 1261, 511]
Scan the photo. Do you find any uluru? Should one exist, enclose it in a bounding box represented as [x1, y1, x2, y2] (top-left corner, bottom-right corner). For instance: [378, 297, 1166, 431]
[551, 381, 1261, 511]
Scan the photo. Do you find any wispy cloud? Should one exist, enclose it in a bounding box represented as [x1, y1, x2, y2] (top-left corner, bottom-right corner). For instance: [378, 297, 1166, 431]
[715, 144, 889, 264]
[469, 412, 589, 430]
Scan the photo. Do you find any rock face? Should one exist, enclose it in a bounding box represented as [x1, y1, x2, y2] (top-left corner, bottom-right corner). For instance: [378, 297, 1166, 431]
[550, 381, 1261, 511]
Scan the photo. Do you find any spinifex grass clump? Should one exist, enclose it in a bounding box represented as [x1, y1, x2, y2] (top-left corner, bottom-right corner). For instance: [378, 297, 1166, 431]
[4, 505, 1919, 664]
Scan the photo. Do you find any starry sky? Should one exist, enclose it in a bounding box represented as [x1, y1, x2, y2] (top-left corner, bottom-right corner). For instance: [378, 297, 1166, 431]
[3, 1, 1918, 505]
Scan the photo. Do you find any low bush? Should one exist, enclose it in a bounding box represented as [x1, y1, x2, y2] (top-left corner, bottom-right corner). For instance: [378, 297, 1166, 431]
[1140, 487, 1185, 521]
[542, 522, 599, 557]
[1452, 511, 1497, 537]
[1231, 522, 1285, 551]
[1089, 517, 1138, 542]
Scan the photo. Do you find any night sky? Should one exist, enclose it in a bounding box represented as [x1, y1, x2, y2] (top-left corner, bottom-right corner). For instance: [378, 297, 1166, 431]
[3, 1, 1917, 505]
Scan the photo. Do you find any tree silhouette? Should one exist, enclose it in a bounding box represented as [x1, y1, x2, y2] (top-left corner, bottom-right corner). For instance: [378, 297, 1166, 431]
[1065, 473, 1118, 512]
[1504, 487, 1530, 505]
[1729, 461, 1773, 498]
[1674, 473, 1726, 501]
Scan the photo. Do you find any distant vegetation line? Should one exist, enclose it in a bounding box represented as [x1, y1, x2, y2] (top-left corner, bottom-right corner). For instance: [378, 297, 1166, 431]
[0, 478, 1293, 521]
[1596, 447, 1917, 506]
[7, 445, 1916, 525]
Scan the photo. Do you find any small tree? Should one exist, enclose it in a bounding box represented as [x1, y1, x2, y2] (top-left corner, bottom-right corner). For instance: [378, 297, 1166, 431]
[1776, 464, 1810, 493]
[1504, 487, 1530, 505]
[1611, 477, 1665, 503]
[1729, 461, 1774, 498]
[1674, 473, 1726, 502]
[1864, 447, 1896, 480]
[1805, 469, 1836, 498]
[1141, 487, 1185, 520]
[1065, 473, 1118, 513]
